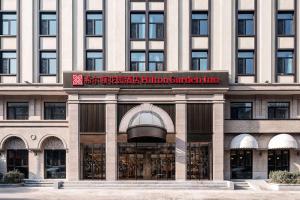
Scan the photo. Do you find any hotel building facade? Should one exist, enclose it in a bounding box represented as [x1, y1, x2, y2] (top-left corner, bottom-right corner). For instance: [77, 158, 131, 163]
[0, 0, 300, 181]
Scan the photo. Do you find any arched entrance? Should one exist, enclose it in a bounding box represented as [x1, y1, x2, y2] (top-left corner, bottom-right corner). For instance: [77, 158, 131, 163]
[118, 104, 175, 180]
[3, 136, 28, 178]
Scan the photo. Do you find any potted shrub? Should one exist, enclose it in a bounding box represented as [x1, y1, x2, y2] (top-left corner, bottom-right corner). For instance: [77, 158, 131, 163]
[3, 170, 24, 184]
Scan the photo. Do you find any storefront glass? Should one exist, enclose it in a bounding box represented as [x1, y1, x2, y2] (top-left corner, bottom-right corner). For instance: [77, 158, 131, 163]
[44, 150, 66, 179]
[268, 150, 289, 174]
[230, 150, 252, 179]
[7, 150, 28, 178]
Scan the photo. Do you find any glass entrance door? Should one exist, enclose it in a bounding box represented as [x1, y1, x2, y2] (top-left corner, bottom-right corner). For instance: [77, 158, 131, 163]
[118, 143, 175, 180]
[187, 143, 211, 180]
[230, 150, 253, 179]
[7, 150, 28, 178]
[82, 144, 105, 180]
[268, 150, 289, 174]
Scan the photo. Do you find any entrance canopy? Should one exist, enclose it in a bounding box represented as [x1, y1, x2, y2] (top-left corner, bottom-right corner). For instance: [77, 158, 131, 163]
[127, 111, 167, 143]
[230, 134, 258, 149]
[268, 134, 298, 149]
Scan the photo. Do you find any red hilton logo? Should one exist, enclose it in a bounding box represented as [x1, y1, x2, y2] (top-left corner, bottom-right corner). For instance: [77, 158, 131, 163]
[72, 74, 83, 86]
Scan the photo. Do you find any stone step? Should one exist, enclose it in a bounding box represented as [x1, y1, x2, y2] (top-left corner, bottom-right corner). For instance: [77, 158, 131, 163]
[233, 182, 252, 190]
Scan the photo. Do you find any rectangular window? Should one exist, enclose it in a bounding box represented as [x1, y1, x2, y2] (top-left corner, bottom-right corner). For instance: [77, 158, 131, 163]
[149, 13, 164, 40]
[44, 150, 66, 179]
[230, 102, 253, 120]
[191, 51, 208, 71]
[238, 13, 255, 36]
[268, 102, 290, 119]
[130, 52, 146, 71]
[237, 51, 254, 75]
[86, 13, 103, 36]
[86, 51, 103, 71]
[148, 52, 164, 71]
[40, 52, 56, 75]
[1, 13, 16, 35]
[0, 52, 16, 75]
[277, 12, 294, 36]
[191, 12, 208, 36]
[7, 102, 29, 120]
[40, 13, 56, 36]
[44, 102, 66, 120]
[130, 13, 146, 39]
[277, 51, 294, 75]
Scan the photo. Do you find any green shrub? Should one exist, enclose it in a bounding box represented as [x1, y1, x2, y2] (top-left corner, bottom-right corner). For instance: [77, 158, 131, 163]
[269, 171, 300, 184]
[3, 170, 24, 184]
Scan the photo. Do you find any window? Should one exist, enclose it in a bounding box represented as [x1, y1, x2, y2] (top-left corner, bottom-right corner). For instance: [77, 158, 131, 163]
[238, 13, 255, 36]
[1, 13, 16, 35]
[130, 52, 146, 71]
[44, 150, 66, 179]
[268, 150, 289, 174]
[237, 51, 254, 75]
[130, 13, 146, 39]
[277, 51, 294, 75]
[44, 102, 66, 120]
[268, 102, 290, 119]
[149, 52, 164, 71]
[230, 102, 252, 120]
[7, 102, 29, 120]
[40, 52, 56, 75]
[149, 13, 164, 39]
[191, 51, 208, 71]
[0, 52, 16, 75]
[86, 13, 103, 36]
[191, 13, 208, 36]
[40, 13, 56, 36]
[277, 12, 294, 36]
[7, 150, 28, 178]
[86, 52, 103, 71]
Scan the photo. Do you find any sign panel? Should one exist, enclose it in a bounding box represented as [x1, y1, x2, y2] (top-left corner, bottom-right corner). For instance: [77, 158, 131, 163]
[63, 72, 229, 89]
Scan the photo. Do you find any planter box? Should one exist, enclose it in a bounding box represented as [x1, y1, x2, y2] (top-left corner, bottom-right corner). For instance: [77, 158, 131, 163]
[269, 183, 300, 191]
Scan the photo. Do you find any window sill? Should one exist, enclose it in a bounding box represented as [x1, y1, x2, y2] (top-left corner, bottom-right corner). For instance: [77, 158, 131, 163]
[191, 35, 209, 37]
[39, 35, 57, 37]
[40, 74, 57, 76]
[0, 35, 16, 37]
[0, 74, 17, 76]
[86, 35, 103, 37]
[236, 74, 256, 76]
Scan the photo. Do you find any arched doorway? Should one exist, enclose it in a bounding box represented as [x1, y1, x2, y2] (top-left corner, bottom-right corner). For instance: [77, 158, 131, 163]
[41, 136, 66, 179]
[3, 136, 28, 178]
[118, 105, 175, 180]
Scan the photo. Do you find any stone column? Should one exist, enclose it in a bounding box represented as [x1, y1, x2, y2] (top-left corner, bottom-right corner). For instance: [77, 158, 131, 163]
[213, 102, 224, 180]
[28, 151, 43, 179]
[67, 94, 80, 180]
[175, 94, 187, 180]
[106, 94, 118, 181]
[253, 150, 268, 179]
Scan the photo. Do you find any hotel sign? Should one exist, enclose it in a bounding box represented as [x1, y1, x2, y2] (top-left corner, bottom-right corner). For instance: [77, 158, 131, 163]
[63, 72, 229, 89]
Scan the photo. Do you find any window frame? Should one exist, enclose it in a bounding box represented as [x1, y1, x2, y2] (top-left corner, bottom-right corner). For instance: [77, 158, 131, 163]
[237, 11, 255, 37]
[276, 50, 294, 75]
[191, 11, 209, 37]
[267, 102, 290, 120]
[39, 51, 57, 76]
[6, 102, 29, 120]
[39, 12, 57, 36]
[0, 12, 17, 36]
[237, 50, 255, 76]
[86, 11, 103, 37]
[130, 51, 146, 71]
[230, 102, 253, 120]
[130, 12, 146, 40]
[130, 51, 165, 71]
[191, 50, 209, 71]
[85, 50, 104, 71]
[44, 102, 67, 120]
[148, 51, 164, 71]
[0, 51, 17, 75]
[148, 12, 165, 41]
[277, 11, 295, 37]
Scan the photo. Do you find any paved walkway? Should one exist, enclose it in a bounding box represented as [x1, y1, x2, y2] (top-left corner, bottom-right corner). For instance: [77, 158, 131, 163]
[0, 187, 300, 200]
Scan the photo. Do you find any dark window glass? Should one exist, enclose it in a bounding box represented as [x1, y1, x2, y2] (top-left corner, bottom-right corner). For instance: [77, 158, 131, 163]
[268, 102, 289, 119]
[192, 13, 208, 36]
[86, 13, 103, 36]
[7, 150, 28, 178]
[130, 13, 146, 39]
[44, 150, 66, 179]
[277, 13, 294, 36]
[7, 102, 29, 120]
[1, 13, 16, 35]
[0, 52, 16, 75]
[40, 13, 56, 36]
[237, 51, 254, 75]
[230, 150, 253, 179]
[86, 52, 103, 71]
[149, 13, 164, 39]
[268, 150, 289, 175]
[40, 52, 56, 75]
[191, 51, 208, 71]
[44, 102, 66, 120]
[238, 13, 254, 36]
[130, 52, 146, 71]
[230, 102, 252, 119]
[277, 51, 293, 75]
[149, 52, 164, 71]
